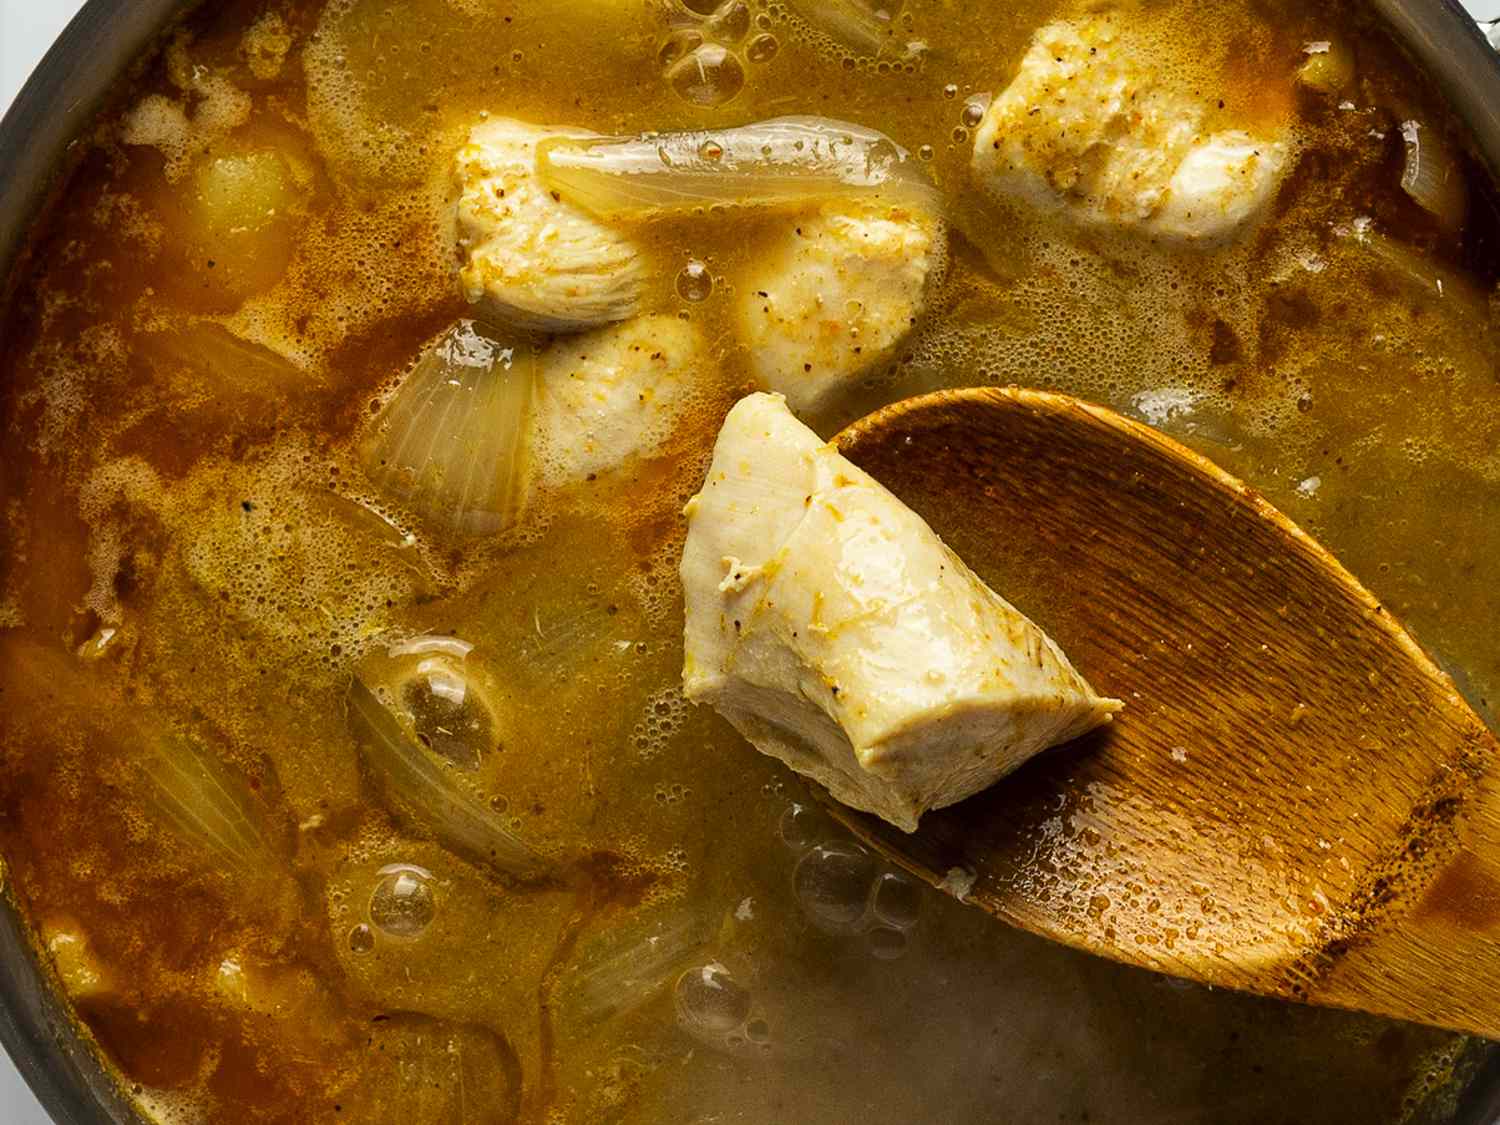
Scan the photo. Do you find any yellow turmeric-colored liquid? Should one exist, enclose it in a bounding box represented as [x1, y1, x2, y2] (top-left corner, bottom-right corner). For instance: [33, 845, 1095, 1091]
[1, 0, 1498, 1121]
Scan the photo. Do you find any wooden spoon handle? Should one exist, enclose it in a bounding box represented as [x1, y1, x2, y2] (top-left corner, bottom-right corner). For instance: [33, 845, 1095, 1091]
[830, 386, 1500, 1037]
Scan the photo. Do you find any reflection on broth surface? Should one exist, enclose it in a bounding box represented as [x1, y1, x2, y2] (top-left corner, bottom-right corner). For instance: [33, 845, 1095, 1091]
[1, 0, 1499, 1121]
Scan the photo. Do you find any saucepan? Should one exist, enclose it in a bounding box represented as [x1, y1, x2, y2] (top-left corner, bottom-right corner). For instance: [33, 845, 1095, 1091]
[2, 1, 1500, 1122]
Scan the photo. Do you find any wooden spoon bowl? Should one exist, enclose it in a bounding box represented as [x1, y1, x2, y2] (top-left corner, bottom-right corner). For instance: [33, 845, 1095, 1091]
[830, 386, 1500, 1038]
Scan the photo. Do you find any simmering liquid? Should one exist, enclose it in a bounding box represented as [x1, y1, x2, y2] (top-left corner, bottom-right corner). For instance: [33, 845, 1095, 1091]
[1, 1, 1498, 1121]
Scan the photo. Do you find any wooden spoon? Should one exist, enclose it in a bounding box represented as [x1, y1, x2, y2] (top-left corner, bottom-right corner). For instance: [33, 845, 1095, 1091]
[828, 385, 1500, 1039]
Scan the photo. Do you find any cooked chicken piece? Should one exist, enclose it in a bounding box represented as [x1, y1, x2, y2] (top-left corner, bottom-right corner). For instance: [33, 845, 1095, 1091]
[680, 393, 1121, 832]
[455, 118, 644, 331]
[533, 315, 712, 486]
[735, 200, 942, 416]
[971, 17, 1290, 244]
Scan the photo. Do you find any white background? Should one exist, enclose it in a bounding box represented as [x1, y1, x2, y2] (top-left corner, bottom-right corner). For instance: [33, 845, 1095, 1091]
[1, 0, 1499, 1121]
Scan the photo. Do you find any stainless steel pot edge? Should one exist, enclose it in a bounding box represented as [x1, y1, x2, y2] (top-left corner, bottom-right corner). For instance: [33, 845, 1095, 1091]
[1374, 0, 1500, 173]
[0, 1, 1498, 1123]
[0, 3, 187, 1120]
[0, 0, 188, 298]
[0, 892, 143, 1125]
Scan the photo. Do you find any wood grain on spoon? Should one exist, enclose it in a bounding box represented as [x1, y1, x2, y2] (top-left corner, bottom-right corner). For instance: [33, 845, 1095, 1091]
[830, 385, 1500, 1039]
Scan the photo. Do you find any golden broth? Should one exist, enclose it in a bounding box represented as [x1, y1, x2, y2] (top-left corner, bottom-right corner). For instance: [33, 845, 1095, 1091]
[0, 0, 1498, 1122]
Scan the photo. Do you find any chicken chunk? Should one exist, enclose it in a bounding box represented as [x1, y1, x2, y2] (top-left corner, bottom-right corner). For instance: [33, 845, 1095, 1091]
[455, 118, 644, 331]
[533, 315, 713, 486]
[681, 393, 1120, 832]
[734, 200, 942, 416]
[971, 17, 1290, 244]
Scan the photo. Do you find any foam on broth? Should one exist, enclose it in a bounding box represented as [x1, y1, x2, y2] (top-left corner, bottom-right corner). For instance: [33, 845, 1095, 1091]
[1, 0, 1498, 1122]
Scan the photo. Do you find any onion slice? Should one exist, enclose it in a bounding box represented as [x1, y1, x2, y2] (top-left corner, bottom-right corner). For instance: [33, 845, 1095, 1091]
[140, 736, 286, 879]
[346, 1016, 521, 1122]
[138, 321, 309, 396]
[1334, 218, 1486, 317]
[536, 116, 940, 220]
[1400, 120, 1468, 233]
[783, 0, 923, 62]
[346, 676, 545, 878]
[360, 320, 534, 540]
[556, 905, 710, 1028]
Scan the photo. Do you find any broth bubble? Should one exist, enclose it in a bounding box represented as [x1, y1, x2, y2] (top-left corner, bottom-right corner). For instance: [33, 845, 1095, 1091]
[746, 33, 779, 63]
[677, 260, 714, 302]
[668, 44, 746, 107]
[793, 842, 876, 933]
[400, 670, 494, 771]
[709, 0, 752, 42]
[871, 870, 922, 929]
[778, 802, 823, 850]
[369, 863, 437, 939]
[348, 924, 376, 954]
[674, 962, 752, 1033]
[660, 29, 706, 69]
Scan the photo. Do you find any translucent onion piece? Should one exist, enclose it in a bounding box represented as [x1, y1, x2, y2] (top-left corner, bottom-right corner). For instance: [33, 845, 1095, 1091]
[137, 321, 309, 397]
[140, 736, 285, 879]
[0, 641, 289, 883]
[1400, 120, 1468, 232]
[519, 600, 625, 680]
[783, 0, 922, 61]
[536, 116, 940, 219]
[556, 906, 710, 1029]
[346, 676, 544, 877]
[360, 320, 534, 539]
[388, 635, 474, 660]
[307, 492, 417, 553]
[346, 1015, 521, 1125]
[1335, 220, 1486, 318]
